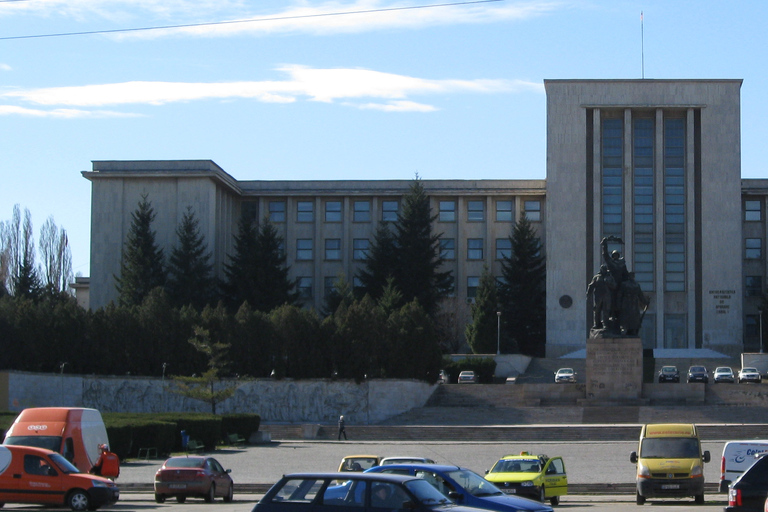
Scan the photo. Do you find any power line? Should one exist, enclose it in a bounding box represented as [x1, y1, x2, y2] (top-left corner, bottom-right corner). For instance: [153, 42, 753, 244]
[0, 0, 502, 41]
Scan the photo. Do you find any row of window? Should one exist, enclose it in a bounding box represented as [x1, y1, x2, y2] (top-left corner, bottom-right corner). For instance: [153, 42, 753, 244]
[292, 238, 517, 261]
[265, 199, 542, 224]
[296, 275, 499, 300]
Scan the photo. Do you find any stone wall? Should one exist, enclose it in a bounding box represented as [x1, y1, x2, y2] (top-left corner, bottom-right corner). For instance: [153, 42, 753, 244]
[1, 371, 434, 425]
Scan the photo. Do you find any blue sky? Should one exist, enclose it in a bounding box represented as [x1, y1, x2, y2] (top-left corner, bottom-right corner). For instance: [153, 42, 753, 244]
[1, 0, 766, 278]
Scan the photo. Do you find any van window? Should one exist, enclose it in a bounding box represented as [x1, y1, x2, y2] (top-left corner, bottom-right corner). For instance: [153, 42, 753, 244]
[641, 438, 699, 458]
[24, 455, 55, 476]
[5, 436, 62, 453]
[64, 438, 75, 462]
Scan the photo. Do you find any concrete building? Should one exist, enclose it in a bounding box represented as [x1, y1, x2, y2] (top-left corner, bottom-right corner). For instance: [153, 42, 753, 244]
[82, 78, 760, 357]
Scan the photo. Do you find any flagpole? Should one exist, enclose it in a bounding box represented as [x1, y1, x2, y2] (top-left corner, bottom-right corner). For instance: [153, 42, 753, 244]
[641, 11, 645, 79]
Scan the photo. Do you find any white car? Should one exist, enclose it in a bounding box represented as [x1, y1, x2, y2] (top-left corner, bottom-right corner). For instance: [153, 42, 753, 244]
[457, 371, 477, 384]
[380, 456, 436, 465]
[739, 367, 762, 383]
[713, 366, 735, 383]
[554, 368, 577, 383]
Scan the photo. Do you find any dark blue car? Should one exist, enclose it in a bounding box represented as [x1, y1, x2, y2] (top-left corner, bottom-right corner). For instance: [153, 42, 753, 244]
[364, 464, 553, 512]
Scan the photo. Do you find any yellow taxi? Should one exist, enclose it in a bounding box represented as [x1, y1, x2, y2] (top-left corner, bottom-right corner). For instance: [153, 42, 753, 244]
[337, 455, 381, 472]
[484, 452, 567, 505]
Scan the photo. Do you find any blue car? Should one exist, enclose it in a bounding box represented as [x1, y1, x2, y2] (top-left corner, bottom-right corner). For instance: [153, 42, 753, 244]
[363, 464, 553, 512]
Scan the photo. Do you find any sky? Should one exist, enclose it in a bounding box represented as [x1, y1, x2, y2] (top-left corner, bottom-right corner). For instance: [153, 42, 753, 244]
[1, 0, 766, 278]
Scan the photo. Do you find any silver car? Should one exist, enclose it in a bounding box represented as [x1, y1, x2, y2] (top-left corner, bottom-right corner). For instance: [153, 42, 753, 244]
[738, 367, 762, 384]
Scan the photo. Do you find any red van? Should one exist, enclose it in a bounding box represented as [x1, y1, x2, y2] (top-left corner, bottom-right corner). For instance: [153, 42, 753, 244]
[0, 444, 119, 510]
[3, 407, 109, 472]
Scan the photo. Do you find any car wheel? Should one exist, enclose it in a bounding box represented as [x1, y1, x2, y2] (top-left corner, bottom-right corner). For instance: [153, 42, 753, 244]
[205, 483, 216, 503]
[658, 378, 662, 383]
[636, 491, 645, 505]
[550, 496, 559, 506]
[67, 490, 91, 511]
[695, 493, 704, 504]
[176, 496, 186, 504]
[223, 483, 234, 503]
[154, 494, 166, 504]
[538, 487, 545, 502]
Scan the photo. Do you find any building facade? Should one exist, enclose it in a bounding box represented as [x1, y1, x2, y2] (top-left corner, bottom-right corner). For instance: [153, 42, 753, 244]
[84, 79, 758, 357]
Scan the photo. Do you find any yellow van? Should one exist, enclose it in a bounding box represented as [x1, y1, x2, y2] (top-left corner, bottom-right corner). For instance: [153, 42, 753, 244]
[630, 423, 710, 505]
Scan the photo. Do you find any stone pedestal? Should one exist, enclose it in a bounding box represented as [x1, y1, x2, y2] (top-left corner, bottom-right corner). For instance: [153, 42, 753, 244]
[585, 336, 643, 401]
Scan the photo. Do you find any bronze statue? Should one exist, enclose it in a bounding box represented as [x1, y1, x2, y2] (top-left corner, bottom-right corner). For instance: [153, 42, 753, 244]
[586, 264, 616, 329]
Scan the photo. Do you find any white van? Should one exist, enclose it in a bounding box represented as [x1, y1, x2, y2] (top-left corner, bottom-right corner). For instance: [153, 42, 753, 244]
[719, 440, 768, 492]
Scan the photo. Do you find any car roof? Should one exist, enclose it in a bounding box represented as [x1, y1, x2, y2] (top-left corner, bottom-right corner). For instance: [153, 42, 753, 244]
[499, 454, 544, 460]
[283, 472, 419, 482]
[367, 464, 462, 473]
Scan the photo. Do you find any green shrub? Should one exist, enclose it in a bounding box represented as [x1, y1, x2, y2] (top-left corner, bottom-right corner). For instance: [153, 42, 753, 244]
[221, 413, 261, 441]
[442, 357, 497, 383]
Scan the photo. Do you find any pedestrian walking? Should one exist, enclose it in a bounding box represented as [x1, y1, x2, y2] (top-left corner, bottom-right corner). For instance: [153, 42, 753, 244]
[338, 415, 347, 440]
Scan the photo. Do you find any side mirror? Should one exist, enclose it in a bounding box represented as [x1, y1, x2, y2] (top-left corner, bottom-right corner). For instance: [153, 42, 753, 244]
[484, 470, 489, 474]
[448, 492, 461, 501]
[703, 451, 711, 463]
[630, 452, 638, 464]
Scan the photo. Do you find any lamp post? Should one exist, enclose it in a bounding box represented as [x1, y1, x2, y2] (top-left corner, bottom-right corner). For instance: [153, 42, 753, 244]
[161, 362, 168, 411]
[760, 311, 764, 354]
[496, 311, 501, 355]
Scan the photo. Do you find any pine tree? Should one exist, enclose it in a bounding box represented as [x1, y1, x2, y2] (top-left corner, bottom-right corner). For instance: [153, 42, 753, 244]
[167, 207, 216, 310]
[465, 265, 502, 354]
[499, 214, 546, 357]
[357, 178, 452, 317]
[221, 217, 298, 312]
[115, 195, 166, 307]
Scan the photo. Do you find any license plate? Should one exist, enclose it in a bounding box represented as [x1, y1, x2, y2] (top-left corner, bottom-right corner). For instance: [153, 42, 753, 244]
[501, 489, 516, 494]
[661, 484, 679, 490]
[170, 484, 187, 489]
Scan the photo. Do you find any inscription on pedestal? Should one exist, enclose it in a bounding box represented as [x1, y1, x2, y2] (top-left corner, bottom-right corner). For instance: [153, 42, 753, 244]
[586, 337, 643, 400]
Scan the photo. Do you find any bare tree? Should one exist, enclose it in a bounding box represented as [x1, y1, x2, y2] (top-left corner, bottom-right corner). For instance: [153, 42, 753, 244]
[39, 216, 73, 293]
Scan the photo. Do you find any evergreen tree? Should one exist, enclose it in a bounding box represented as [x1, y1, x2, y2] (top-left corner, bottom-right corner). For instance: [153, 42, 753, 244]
[465, 265, 503, 354]
[167, 207, 216, 309]
[12, 250, 41, 300]
[358, 178, 452, 317]
[222, 217, 297, 312]
[321, 272, 354, 317]
[115, 195, 166, 307]
[499, 214, 546, 357]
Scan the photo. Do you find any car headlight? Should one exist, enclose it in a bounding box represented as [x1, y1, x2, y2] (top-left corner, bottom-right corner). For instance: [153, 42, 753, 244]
[637, 464, 651, 478]
[91, 479, 109, 487]
[691, 464, 703, 477]
[520, 481, 534, 487]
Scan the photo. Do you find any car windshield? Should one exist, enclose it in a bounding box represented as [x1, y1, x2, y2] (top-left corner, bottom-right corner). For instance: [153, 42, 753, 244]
[690, 367, 705, 372]
[446, 469, 503, 497]
[716, 367, 732, 373]
[404, 479, 452, 505]
[4, 436, 62, 452]
[640, 438, 700, 458]
[342, 458, 379, 471]
[662, 367, 676, 373]
[164, 457, 205, 468]
[558, 369, 573, 375]
[491, 459, 541, 473]
[50, 453, 80, 474]
[744, 368, 758, 373]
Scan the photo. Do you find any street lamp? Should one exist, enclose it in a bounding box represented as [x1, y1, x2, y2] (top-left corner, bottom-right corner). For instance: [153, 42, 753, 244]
[496, 311, 501, 355]
[760, 312, 764, 354]
[161, 363, 168, 411]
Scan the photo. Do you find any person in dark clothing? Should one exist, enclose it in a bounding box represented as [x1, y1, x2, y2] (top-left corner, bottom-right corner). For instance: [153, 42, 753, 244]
[338, 415, 347, 440]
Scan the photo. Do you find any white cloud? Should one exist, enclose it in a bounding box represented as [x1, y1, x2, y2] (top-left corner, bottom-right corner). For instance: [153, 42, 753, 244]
[1, 66, 542, 114]
[0, 64, 11, 71]
[0, 104, 140, 118]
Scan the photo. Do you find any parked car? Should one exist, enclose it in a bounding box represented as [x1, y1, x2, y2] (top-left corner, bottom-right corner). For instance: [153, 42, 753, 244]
[364, 463, 553, 511]
[726, 451, 768, 511]
[714, 366, 736, 384]
[657, 365, 680, 383]
[553, 368, 576, 383]
[339, 455, 381, 472]
[484, 452, 567, 506]
[687, 365, 709, 383]
[253, 472, 496, 512]
[720, 440, 768, 492]
[0, 444, 119, 511]
[381, 457, 436, 465]
[739, 367, 763, 384]
[438, 370, 449, 384]
[154, 455, 233, 504]
[458, 371, 478, 384]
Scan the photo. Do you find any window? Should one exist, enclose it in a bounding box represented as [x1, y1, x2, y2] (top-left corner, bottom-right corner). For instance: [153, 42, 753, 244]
[297, 201, 314, 223]
[324, 277, 337, 298]
[440, 238, 455, 260]
[439, 201, 456, 222]
[665, 240, 685, 292]
[467, 239, 483, 260]
[633, 118, 654, 292]
[524, 200, 541, 222]
[325, 239, 341, 260]
[746, 200, 762, 222]
[382, 201, 399, 222]
[298, 277, 312, 300]
[467, 276, 480, 300]
[353, 276, 364, 292]
[496, 238, 512, 259]
[296, 239, 313, 260]
[496, 200, 513, 222]
[269, 201, 286, 222]
[746, 238, 762, 260]
[325, 201, 342, 222]
[746, 315, 760, 337]
[746, 276, 763, 297]
[467, 201, 484, 221]
[353, 201, 371, 222]
[353, 239, 369, 260]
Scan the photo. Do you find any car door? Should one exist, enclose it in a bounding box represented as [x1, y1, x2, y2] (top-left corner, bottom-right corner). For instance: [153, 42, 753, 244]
[542, 457, 567, 497]
[19, 453, 66, 505]
[207, 458, 230, 497]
